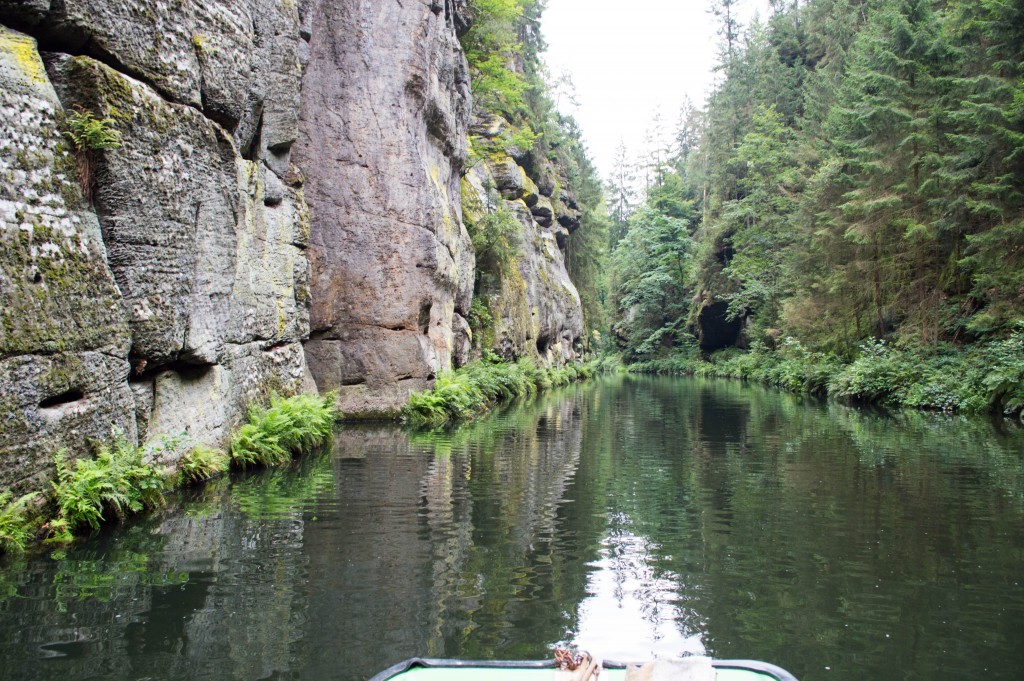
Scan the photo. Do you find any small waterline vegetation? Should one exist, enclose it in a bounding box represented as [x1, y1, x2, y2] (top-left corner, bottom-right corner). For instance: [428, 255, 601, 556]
[0, 392, 339, 554]
[629, 328, 1024, 418]
[403, 352, 595, 427]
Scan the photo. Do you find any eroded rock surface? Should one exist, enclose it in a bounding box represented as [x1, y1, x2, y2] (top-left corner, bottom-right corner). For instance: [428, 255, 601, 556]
[295, 0, 474, 417]
[0, 9, 312, 493]
[0, 27, 134, 494]
[463, 153, 583, 365]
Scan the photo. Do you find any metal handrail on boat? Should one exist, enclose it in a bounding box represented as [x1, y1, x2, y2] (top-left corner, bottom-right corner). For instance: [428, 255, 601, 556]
[368, 657, 799, 681]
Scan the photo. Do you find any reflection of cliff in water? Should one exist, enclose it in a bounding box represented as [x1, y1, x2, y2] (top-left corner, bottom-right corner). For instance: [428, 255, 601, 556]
[299, 389, 589, 676]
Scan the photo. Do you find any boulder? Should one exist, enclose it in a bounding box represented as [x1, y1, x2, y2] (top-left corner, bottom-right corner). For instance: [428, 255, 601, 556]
[530, 195, 554, 227]
[491, 156, 526, 200]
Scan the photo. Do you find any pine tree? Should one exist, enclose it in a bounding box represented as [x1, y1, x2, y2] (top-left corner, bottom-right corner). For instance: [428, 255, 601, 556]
[607, 141, 637, 249]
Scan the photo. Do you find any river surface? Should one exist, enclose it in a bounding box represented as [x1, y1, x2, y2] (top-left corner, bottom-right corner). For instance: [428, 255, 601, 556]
[1, 376, 1023, 681]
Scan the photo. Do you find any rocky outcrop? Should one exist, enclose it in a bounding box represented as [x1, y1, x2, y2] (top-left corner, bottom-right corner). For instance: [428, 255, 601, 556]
[0, 0, 312, 495]
[0, 0, 588, 495]
[0, 27, 136, 494]
[295, 0, 474, 418]
[463, 150, 583, 365]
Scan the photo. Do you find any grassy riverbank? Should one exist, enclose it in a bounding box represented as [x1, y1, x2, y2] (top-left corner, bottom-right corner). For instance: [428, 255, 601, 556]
[403, 353, 596, 427]
[629, 330, 1024, 419]
[0, 392, 339, 554]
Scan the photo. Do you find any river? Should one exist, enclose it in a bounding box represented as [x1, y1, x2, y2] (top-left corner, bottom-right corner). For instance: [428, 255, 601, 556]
[1, 375, 1022, 681]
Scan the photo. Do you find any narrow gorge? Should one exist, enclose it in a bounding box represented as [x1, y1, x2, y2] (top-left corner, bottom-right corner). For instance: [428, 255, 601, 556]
[0, 0, 584, 495]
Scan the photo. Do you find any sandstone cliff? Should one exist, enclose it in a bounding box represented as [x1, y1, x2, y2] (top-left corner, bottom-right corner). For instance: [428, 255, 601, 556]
[0, 0, 585, 493]
[0, 1, 312, 494]
[294, 0, 475, 419]
[461, 118, 584, 366]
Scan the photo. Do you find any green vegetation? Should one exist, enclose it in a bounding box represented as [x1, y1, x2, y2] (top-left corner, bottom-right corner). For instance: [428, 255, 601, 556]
[603, 0, 1024, 417]
[64, 108, 122, 151]
[178, 444, 230, 485]
[0, 393, 338, 552]
[0, 492, 39, 554]
[230, 392, 339, 468]
[48, 440, 166, 542]
[404, 352, 592, 426]
[461, 0, 534, 117]
[466, 205, 520, 282]
[632, 327, 1024, 416]
[460, 0, 610, 343]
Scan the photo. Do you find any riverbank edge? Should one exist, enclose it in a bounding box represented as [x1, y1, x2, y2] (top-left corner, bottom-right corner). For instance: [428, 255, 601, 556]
[401, 354, 604, 427]
[0, 392, 340, 555]
[627, 332, 1024, 420]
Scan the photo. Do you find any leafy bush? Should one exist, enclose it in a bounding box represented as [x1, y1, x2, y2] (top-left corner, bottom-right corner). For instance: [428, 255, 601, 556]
[0, 492, 39, 554]
[827, 339, 912, 403]
[467, 207, 520, 274]
[49, 440, 166, 541]
[979, 326, 1024, 416]
[230, 392, 339, 468]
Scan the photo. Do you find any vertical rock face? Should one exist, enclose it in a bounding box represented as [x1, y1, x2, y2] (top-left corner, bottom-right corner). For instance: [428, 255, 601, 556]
[0, 0, 584, 494]
[295, 0, 474, 418]
[0, 27, 136, 494]
[463, 150, 584, 365]
[0, 2, 313, 494]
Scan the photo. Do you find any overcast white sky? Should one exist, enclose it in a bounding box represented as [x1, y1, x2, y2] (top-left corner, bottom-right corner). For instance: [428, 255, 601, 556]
[541, 0, 773, 180]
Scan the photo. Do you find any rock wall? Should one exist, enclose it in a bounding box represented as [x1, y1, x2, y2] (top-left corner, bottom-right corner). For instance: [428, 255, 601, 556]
[295, 0, 475, 418]
[0, 1, 313, 495]
[462, 126, 584, 365]
[0, 0, 586, 494]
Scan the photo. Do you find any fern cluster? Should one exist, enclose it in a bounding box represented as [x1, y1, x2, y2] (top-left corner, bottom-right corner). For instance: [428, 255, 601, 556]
[49, 440, 166, 542]
[178, 445, 230, 485]
[0, 492, 39, 553]
[230, 393, 339, 468]
[404, 354, 592, 426]
[64, 109, 122, 151]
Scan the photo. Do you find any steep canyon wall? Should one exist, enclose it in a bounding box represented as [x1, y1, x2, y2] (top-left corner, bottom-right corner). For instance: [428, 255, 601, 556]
[0, 0, 584, 494]
[294, 0, 475, 418]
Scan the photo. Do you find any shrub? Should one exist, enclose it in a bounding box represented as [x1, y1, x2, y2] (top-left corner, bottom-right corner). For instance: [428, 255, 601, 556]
[827, 339, 915, 404]
[230, 392, 339, 468]
[0, 492, 39, 554]
[980, 326, 1024, 416]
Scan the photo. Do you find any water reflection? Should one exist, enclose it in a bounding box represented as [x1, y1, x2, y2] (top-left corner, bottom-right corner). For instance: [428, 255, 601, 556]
[0, 376, 1022, 681]
[573, 521, 704, 660]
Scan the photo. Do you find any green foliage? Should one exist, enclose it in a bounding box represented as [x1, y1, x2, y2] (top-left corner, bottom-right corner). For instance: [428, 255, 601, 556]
[607, 0, 1024, 412]
[0, 492, 39, 554]
[49, 440, 166, 541]
[229, 392, 339, 469]
[610, 206, 696, 361]
[467, 295, 496, 351]
[64, 108, 122, 151]
[980, 325, 1024, 415]
[630, 331, 1024, 419]
[178, 445, 229, 485]
[404, 355, 587, 426]
[461, 0, 531, 116]
[467, 205, 520, 276]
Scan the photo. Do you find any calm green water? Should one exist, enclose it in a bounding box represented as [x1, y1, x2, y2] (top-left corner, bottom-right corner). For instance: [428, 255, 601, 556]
[2, 376, 1023, 681]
